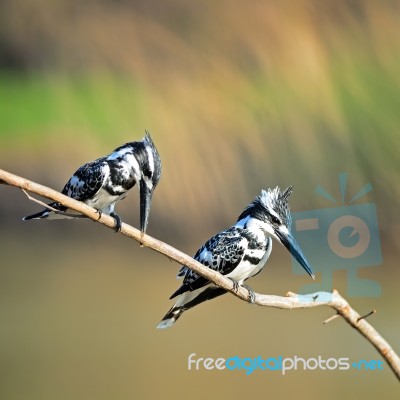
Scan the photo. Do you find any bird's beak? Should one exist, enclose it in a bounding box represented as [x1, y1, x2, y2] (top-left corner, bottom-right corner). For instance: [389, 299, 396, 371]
[276, 228, 315, 280]
[139, 179, 153, 234]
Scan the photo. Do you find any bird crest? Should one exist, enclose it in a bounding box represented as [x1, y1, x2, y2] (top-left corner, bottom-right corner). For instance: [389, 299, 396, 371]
[143, 130, 154, 144]
[238, 186, 293, 226]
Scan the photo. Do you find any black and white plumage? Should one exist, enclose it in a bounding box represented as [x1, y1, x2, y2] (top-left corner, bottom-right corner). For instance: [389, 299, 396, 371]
[157, 186, 315, 329]
[23, 131, 161, 233]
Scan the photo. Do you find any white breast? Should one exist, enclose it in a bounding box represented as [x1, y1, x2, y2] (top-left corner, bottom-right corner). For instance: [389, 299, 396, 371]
[84, 188, 124, 213]
[226, 238, 272, 284]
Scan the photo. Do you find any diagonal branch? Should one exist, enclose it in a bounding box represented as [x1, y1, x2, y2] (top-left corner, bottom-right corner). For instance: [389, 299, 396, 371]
[0, 167, 399, 380]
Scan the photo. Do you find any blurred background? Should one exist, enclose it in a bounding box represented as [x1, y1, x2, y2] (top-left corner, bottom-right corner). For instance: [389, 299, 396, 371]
[0, 0, 399, 398]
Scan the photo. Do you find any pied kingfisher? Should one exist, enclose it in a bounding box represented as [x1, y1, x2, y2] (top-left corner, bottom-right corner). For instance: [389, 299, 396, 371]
[157, 186, 314, 329]
[23, 131, 161, 233]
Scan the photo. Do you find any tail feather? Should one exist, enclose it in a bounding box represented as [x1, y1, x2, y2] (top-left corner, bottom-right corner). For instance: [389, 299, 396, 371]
[156, 287, 227, 329]
[23, 203, 67, 221]
[156, 306, 184, 329]
[23, 209, 52, 220]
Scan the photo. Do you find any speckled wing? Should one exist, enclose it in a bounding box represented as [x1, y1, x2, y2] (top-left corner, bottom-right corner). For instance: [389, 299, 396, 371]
[61, 159, 108, 201]
[170, 227, 245, 299]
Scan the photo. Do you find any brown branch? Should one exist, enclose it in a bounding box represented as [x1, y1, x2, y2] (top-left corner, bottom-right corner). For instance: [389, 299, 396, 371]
[1, 167, 399, 380]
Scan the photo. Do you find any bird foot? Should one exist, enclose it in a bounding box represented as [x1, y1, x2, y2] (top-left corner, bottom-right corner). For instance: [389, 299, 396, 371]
[242, 284, 256, 304]
[228, 277, 240, 293]
[110, 212, 122, 232]
[95, 209, 103, 220]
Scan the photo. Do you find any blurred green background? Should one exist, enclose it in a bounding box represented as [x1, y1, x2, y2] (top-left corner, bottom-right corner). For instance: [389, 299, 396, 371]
[0, 0, 399, 398]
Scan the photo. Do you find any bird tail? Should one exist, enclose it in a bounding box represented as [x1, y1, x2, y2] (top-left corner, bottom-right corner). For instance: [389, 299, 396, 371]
[22, 203, 67, 221]
[156, 305, 185, 329]
[23, 209, 53, 221]
[156, 287, 227, 329]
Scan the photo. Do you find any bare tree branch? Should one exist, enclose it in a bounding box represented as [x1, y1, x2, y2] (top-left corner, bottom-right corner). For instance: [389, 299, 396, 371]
[1, 167, 399, 380]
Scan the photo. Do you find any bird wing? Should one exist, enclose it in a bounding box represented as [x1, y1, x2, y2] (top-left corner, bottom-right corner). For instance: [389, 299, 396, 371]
[61, 159, 108, 201]
[170, 227, 246, 299]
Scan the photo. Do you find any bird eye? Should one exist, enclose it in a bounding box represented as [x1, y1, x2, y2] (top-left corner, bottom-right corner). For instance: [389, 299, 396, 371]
[142, 167, 152, 178]
[271, 215, 281, 225]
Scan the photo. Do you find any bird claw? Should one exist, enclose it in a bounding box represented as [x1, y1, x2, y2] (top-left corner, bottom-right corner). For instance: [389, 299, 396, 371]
[242, 284, 256, 304]
[95, 209, 103, 220]
[110, 212, 122, 232]
[228, 277, 240, 293]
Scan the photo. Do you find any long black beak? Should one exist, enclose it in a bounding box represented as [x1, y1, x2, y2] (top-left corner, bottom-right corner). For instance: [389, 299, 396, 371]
[276, 228, 315, 280]
[139, 179, 153, 233]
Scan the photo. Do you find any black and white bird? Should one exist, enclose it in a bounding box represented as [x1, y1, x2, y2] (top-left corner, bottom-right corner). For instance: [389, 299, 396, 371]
[157, 186, 314, 329]
[23, 131, 161, 233]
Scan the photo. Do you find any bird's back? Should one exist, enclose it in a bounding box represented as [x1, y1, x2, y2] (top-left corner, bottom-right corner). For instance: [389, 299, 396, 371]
[61, 157, 109, 201]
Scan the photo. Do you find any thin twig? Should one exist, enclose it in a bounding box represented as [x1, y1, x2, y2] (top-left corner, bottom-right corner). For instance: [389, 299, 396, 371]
[21, 189, 60, 212]
[323, 313, 340, 324]
[357, 310, 376, 322]
[0, 167, 399, 381]
[22, 188, 88, 218]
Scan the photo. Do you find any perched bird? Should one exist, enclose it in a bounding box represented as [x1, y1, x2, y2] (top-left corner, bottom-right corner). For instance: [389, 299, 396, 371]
[157, 186, 314, 329]
[23, 131, 161, 233]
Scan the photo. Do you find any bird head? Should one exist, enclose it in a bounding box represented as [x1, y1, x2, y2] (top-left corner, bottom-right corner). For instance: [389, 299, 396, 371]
[238, 186, 315, 279]
[137, 131, 162, 233]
